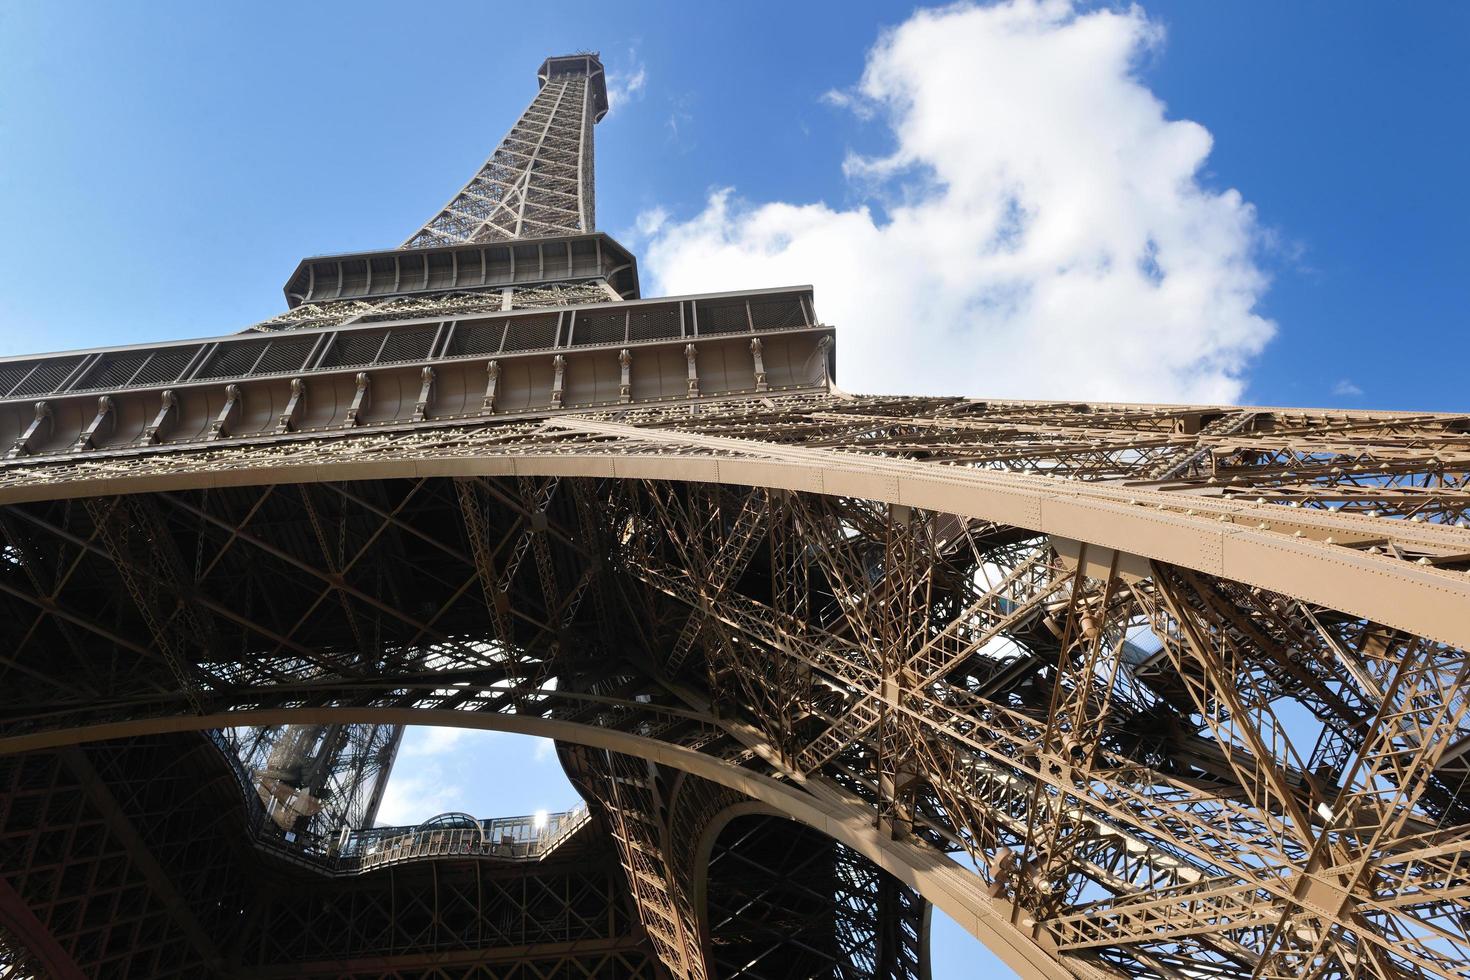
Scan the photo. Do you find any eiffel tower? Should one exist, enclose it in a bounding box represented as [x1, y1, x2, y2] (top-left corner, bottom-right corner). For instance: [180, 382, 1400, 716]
[1, 51, 1468, 980]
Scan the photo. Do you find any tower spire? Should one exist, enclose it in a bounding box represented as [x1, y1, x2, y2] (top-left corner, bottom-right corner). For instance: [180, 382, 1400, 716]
[404, 53, 608, 247]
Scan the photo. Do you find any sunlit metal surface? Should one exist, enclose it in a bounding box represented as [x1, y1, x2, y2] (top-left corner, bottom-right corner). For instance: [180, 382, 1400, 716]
[2, 49, 1469, 980]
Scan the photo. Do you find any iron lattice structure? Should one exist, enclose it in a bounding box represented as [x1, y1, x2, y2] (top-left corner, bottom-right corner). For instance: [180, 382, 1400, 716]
[403, 54, 606, 248]
[228, 722, 402, 838]
[1, 50, 1469, 980]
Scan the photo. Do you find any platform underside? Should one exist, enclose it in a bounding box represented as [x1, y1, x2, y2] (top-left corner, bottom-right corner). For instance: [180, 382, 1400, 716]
[0, 389, 1465, 978]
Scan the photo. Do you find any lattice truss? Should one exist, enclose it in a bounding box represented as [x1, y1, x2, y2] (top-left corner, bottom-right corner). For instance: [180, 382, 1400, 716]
[0, 732, 662, 979]
[559, 746, 927, 980]
[248, 282, 616, 334]
[703, 813, 926, 979]
[404, 62, 600, 248]
[235, 53, 609, 834]
[0, 391, 1467, 977]
[228, 722, 401, 837]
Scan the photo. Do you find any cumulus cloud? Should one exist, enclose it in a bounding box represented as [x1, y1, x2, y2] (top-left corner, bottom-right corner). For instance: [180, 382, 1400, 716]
[606, 53, 647, 116]
[636, 206, 669, 238]
[397, 725, 476, 758]
[639, 0, 1276, 403]
[1332, 379, 1364, 397]
[376, 763, 464, 825]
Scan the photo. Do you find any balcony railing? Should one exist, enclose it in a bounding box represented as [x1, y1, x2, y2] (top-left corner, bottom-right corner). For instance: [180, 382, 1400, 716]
[207, 730, 591, 876]
[351, 807, 591, 871]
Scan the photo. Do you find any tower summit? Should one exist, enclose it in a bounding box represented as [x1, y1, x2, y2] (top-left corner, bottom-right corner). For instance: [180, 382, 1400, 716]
[405, 53, 607, 246]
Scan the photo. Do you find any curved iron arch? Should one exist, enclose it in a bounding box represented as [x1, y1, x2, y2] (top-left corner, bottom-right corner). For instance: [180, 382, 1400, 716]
[0, 437, 1464, 978]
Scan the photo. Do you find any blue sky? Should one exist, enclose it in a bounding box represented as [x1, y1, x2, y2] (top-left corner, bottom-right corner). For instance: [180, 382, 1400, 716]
[3, 1, 1466, 975]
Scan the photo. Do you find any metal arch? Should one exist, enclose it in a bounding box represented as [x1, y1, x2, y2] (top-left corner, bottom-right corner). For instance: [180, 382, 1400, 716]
[701, 811, 929, 979]
[0, 706, 1082, 979]
[2, 404, 1467, 975]
[683, 796, 775, 945]
[1, 433, 1462, 651]
[5, 461, 1464, 980]
[0, 880, 85, 980]
[2, 463, 1467, 976]
[4, 42, 1470, 980]
[0, 733, 661, 979]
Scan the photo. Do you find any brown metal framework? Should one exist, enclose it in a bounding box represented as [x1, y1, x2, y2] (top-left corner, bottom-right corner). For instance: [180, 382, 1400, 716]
[403, 54, 607, 248]
[0, 732, 662, 978]
[2, 48, 1469, 980]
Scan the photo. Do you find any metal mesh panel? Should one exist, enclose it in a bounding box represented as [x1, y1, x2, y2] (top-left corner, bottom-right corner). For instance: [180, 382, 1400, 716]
[132, 346, 197, 386]
[75, 350, 152, 391]
[11, 356, 85, 396]
[695, 301, 749, 336]
[251, 337, 316, 376]
[0, 362, 39, 398]
[749, 298, 806, 330]
[501, 314, 558, 352]
[573, 311, 625, 347]
[398, 254, 427, 290]
[445, 321, 506, 357]
[378, 326, 437, 364]
[321, 332, 384, 370]
[627, 308, 681, 343]
[197, 341, 269, 380]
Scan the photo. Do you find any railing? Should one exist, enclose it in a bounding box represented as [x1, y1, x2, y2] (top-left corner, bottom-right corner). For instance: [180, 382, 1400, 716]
[0, 286, 817, 404]
[352, 806, 591, 871]
[206, 730, 590, 875]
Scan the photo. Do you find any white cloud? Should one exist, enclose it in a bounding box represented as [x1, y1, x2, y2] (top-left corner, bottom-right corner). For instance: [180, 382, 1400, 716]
[819, 87, 874, 120]
[639, 0, 1276, 404]
[606, 52, 647, 116]
[398, 725, 475, 758]
[636, 206, 669, 238]
[375, 763, 463, 826]
[377, 729, 574, 826]
[665, 94, 695, 145]
[1332, 379, 1364, 397]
